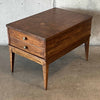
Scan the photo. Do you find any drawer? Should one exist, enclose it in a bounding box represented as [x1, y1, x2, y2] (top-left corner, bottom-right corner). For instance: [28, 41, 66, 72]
[10, 37, 45, 58]
[8, 28, 45, 48]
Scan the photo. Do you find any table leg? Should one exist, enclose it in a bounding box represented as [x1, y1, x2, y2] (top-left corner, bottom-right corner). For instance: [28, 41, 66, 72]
[85, 38, 90, 61]
[42, 62, 49, 90]
[9, 47, 15, 72]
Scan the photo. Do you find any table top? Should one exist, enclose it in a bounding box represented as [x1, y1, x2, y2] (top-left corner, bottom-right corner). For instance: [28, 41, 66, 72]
[7, 8, 92, 39]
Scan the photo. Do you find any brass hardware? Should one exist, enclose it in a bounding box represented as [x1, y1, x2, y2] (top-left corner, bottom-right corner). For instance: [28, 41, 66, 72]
[24, 46, 27, 49]
[23, 37, 27, 40]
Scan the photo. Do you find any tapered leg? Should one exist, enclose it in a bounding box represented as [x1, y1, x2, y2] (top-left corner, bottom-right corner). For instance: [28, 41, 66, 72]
[42, 63, 49, 90]
[84, 39, 90, 61]
[9, 47, 15, 72]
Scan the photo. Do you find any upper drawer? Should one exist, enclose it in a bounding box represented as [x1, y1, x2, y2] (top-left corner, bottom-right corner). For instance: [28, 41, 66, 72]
[8, 28, 45, 48]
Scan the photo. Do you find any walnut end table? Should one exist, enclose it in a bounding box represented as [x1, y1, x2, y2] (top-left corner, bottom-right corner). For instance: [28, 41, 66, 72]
[6, 8, 92, 90]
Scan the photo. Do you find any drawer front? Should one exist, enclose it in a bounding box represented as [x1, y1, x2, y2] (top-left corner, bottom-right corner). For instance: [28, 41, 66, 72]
[10, 37, 45, 58]
[8, 28, 45, 48]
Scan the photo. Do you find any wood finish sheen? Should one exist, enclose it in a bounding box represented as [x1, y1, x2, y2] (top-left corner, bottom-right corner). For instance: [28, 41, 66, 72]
[85, 39, 90, 61]
[6, 8, 92, 39]
[46, 20, 91, 62]
[8, 28, 45, 48]
[10, 37, 45, 58]
[9, 45, 45, 65]
[7, 8, 92, 90]
[9, 46, 15, 72]
[42, 63, 49, 90]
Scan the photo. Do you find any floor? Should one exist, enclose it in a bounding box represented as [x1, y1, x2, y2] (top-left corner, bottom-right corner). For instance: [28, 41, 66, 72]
[0, 46, 100, 100]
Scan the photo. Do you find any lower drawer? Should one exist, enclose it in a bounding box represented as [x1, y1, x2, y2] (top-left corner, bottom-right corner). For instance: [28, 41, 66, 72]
[10, 37, 45, 58]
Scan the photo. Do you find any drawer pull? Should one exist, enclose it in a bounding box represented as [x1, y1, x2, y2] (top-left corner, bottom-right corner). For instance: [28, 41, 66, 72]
[24, 46, 27, 49]
[23, 37, 27, 40]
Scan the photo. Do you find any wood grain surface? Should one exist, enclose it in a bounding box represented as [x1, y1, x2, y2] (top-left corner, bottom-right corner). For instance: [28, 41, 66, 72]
[7, 8, 92, 39]
[7, 8, 92, 90]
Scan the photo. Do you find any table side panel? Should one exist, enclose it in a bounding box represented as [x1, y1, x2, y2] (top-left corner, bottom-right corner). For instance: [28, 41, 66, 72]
[46, 19, 92, 63]
[47, 35, 90, 64]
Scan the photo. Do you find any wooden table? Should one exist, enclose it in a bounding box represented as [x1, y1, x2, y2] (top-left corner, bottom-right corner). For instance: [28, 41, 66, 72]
[6, 8, 92, 90]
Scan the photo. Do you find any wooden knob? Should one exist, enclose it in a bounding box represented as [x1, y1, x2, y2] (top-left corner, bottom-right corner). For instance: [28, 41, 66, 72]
[24, 46, 27, 49]
[23, 37, 27, 40]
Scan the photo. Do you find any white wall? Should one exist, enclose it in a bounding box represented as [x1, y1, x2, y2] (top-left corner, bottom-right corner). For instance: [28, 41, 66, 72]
[0, 0, 53, 45]
[55, 0, 100, 45]
[0, 0, 100, 45]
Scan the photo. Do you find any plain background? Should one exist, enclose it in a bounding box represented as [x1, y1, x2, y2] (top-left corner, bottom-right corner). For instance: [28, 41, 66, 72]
[0, 0, 100, 45]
